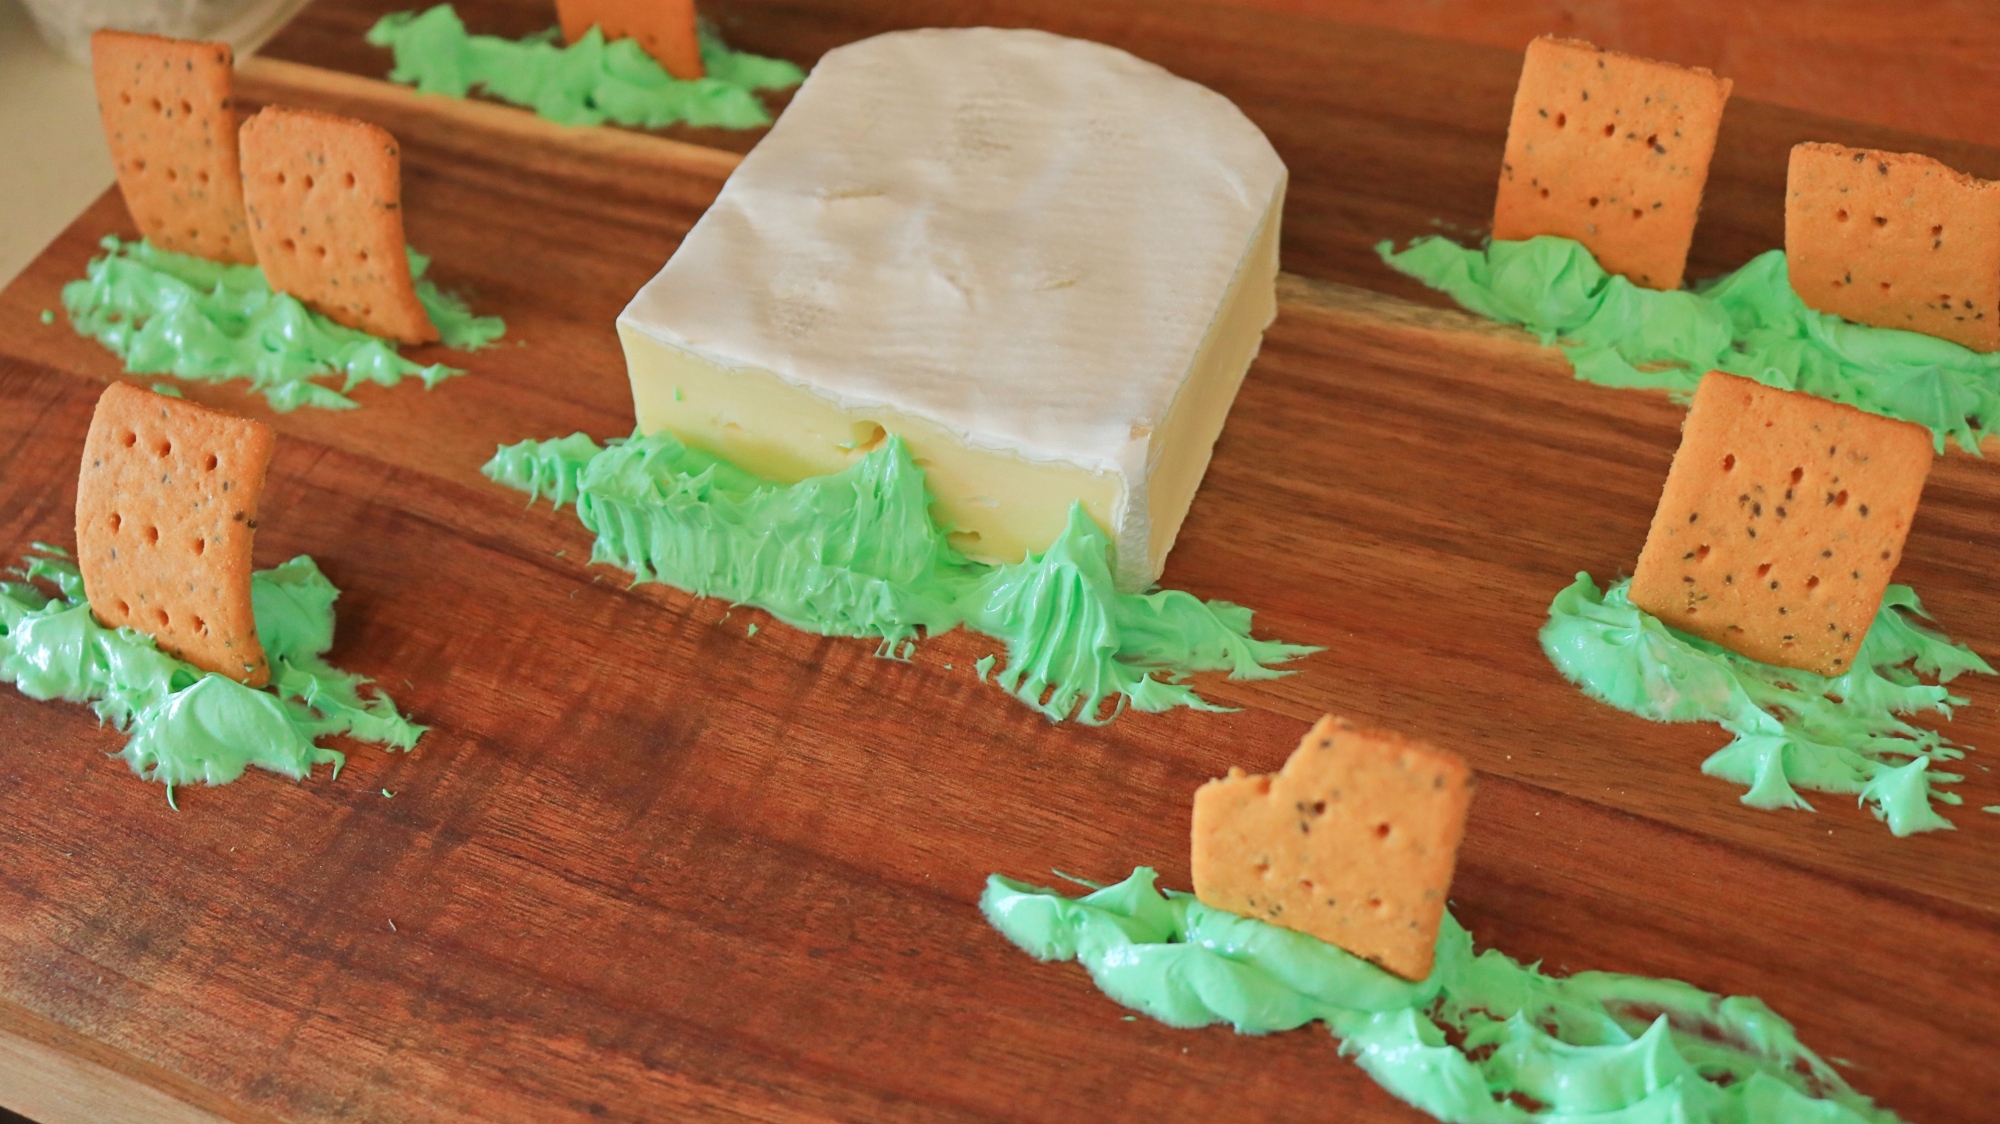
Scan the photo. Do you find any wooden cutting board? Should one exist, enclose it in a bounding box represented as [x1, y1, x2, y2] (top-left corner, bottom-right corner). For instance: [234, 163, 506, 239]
[0, 3, 1996, 1122]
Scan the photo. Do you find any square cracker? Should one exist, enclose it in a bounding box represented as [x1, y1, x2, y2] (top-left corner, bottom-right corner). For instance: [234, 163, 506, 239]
[238, 106, 438, 345]
[76, 382, 276, 686]
[1785, 142, 2000, 353]
[1191, 715, 1474, 981]
[91, 29, 257, 265]
[1629, 371, 1934, 676]
[557, 0, 705, 81]
[1492, 35, 1731, 291]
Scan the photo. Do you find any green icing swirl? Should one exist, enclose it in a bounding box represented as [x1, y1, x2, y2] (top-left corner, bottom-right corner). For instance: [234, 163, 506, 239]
[1542, 573, 1991, 835]
[0, 548, 422, 804]
[365, 5, 804, 130]
[483, 431, 1316, 722]
[1378, 235, 2000, 453]
[61, 235, 506, 412]
[983, 867, 1901, 1124]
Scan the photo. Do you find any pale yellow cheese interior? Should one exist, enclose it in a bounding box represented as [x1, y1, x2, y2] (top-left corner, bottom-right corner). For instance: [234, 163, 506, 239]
[621, 192, 1281, 576]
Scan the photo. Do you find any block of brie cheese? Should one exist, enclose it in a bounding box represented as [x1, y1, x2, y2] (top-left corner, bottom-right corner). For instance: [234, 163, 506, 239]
[617, 27, 1286, 592]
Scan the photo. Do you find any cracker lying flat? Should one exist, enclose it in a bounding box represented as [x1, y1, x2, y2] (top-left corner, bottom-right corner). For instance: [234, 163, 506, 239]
[76, 383, 277, 685]
[1191, 715, 1474, 981]
[91, 29, 257, 264]
[557, 0, 705, 81]
[238, 106, 438, 345]
[1630, 371, 1934, 675]
[1786, 142, 2000, 353]
[1492, 35, 1731, 290]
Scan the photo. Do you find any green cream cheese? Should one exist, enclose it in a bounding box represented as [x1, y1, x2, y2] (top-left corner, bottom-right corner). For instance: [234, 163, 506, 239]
[0, 548, 422, 803]
[366, 5, 804, 130]
[984, 867, 1901, 1124]
[1379, 235, 2000, 453]
[484, 431, 1315, 722]
[62, 235, 505, 412]
[1542, 573, 1991, 835]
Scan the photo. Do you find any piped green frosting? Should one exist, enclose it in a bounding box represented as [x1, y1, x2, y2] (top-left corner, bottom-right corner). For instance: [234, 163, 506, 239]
[61, 235, 505, 412]
[366, 5, 804, 130]
[0, 548, 422, 803]
[983, 867, 1901, 1124]
[1379, 235, 2000, 453]
[483, 431, 1315, 722]
[1542, 573, 1991, 835]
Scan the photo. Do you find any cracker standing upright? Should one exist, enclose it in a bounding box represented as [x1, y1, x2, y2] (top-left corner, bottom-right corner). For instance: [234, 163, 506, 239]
[1786, 142, 2000, 353]
[238, 106, 438, 345]
[76, 383, 277, 686]
[1629, 371, 1935, 676]
[1191, 715, 1475, 981]
[1493, 36, 1731, 291]
[90, 29, 257, 264]
[556, 0, 705, 80]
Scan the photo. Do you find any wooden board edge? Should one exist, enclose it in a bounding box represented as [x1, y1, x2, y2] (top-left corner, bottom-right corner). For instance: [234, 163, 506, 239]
[233, 56, 746, 180]
[0, 999, 277, 1124]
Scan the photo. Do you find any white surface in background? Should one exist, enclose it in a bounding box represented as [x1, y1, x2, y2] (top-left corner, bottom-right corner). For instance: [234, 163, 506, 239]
[0, 0, 116, 289]
[0, 0, 311, 289]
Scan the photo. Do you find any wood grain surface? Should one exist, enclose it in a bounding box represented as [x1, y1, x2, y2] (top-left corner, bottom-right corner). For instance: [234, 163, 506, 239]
[1, 3, 1997, 1122]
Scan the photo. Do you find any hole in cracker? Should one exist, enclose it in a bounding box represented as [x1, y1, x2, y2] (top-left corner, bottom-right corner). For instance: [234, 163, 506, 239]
[1646, 133, 1658, 148]
[153, 607, 170, 629]
[1631, 208, 1643, 219]
[358, 249, 370, 263]
[1833, 489, 1849, 508]
[1806, 575, 1820, 593]
[1373, 822, 1391, 841]
[166, 168, 178, 183]
[179, 100, 191, 116]
[120, 430, 136, 447]
[155, 437, 171, 458]
[119, 92, 131, 106]
[282, 238, 297, 253]
[1789, 466, 1803, 485]
[115, 599, 129, 618]
[108, 512, 122, 533]
[192, 537, 205, 556]
[144, 525, 159, 545]
[1835, 208, 1848, 222]
[1722, 453, 1735, 471]
[204, 452, 218, 471]
[1299, 879, 1315, 893]
[1695, 544, 1711, 561]
[1554, 112, 1566, 128]
[198, 171, 209, 185]
[1539, 188, 1549, 199]
[192, 615, 207, 635]
[1602, 123, 1614, 137]
[304, 174, 315, 190]
[149, 97, 161, 112]
[1756, 562, 1772, 580]
[1367, 895, 1386, 914]
[1880, 281, 1891, 292]
[345, 172, 357, 189]
[314, 245, 328, 260]
[1873, 215, 1888, 227]
[1588, 196, 1600, 208]
[275, 172, 287, 186]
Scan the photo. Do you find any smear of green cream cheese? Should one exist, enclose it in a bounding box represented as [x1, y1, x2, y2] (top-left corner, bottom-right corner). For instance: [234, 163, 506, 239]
[1542, 573, 1991, 835]
[366, 5, 804, 130]
[984, 867, 1902, 1124]
[0, 549, 422, 803]
[1379, 235, 2000, 453]
[62, 235, 505, 412]
[484, 431, 1315, 722]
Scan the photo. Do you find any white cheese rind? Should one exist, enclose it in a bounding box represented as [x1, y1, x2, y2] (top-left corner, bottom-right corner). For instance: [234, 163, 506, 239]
[618, 26, 1286, 590]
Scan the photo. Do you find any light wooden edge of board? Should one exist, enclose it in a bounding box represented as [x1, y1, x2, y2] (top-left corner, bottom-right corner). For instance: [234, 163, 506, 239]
[0, 997, 275, 1124]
